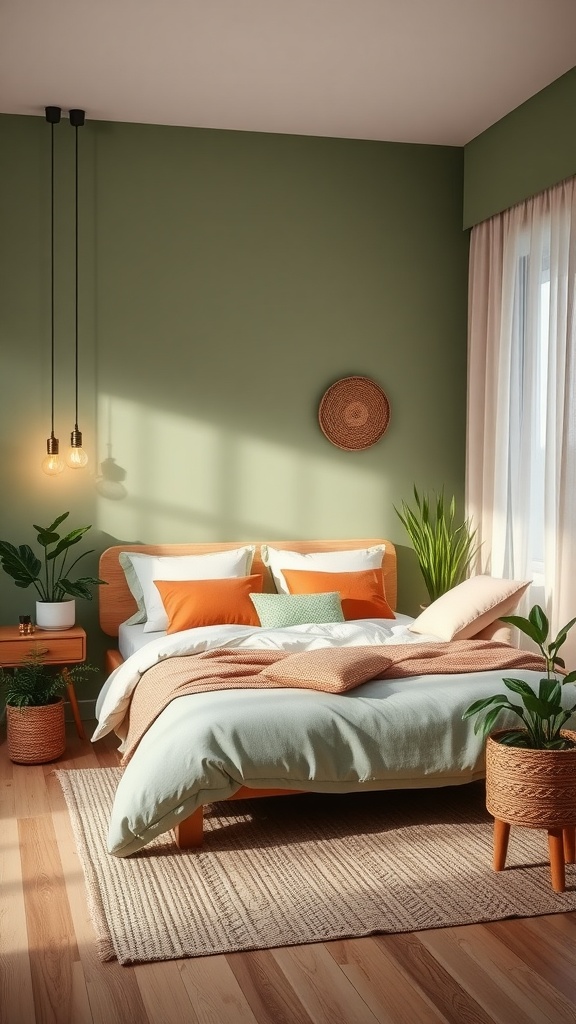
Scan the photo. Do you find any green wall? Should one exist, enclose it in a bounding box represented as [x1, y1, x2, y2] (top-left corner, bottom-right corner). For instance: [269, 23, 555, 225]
[0, 114, 469, 697]
[464, 66, 576, 228]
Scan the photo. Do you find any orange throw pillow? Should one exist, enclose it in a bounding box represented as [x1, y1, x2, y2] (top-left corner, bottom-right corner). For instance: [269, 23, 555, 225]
[281, 568, 395, 621]
[153, 575, 263, 633]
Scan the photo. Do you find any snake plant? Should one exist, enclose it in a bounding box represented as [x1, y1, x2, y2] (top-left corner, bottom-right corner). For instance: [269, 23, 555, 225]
[394, 486, 479, 603]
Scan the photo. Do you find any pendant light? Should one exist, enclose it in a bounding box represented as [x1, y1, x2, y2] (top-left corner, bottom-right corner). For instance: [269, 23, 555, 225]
[66, 108, 88, 469]
[42, 106, 65, 475]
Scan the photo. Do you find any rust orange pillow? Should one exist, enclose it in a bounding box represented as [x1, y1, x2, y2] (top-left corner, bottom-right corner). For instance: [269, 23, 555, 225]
[281, 568, 395, 621]
[153, 575, 263, 633]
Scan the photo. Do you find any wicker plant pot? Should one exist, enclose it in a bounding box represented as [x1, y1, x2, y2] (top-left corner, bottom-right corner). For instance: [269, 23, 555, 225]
[486, 729, 576, 892]
[6, 698, 66, 764]
[486, 729, 576, 829]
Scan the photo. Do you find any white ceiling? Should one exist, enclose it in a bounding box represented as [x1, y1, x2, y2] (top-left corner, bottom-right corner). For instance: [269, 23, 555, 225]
[2, 0, 575, 146]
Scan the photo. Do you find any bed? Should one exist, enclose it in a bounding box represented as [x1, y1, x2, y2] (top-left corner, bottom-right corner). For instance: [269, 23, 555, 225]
[94, 539, 555, 858]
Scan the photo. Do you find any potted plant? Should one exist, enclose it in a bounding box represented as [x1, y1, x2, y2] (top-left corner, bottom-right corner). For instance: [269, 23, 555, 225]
[0, 651, 97, 763]
[463, 605, 576, 891]
[394, 486, 479, 603]
[0, 511, 105, 630]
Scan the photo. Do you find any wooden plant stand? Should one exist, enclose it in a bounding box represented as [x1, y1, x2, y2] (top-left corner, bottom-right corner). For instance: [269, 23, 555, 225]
[486, 730, 576, 893]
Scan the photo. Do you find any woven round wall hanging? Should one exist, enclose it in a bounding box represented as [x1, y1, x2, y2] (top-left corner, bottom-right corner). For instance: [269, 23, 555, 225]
[318, 376, 390, 450]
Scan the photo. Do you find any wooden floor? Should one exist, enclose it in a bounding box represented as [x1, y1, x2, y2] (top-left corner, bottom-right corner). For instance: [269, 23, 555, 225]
[2, 726, 576, 1024]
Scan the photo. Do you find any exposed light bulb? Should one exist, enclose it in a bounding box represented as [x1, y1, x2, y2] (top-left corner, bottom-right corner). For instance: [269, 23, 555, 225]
[66, 445, 88, 469]
[42, 434, 65, 475]
[66, 426, 88, 469]
[42, 453, 65, 475]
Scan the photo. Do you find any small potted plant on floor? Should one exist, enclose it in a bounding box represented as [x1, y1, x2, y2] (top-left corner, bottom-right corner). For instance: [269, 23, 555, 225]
[0, 652, 97, 763]
[463, 605, 576, 891]
[0, 511, 105, 630]
[394, 486, 479, 604]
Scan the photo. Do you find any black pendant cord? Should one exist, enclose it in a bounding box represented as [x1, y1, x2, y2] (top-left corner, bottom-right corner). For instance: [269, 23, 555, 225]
[44, 105, 61, 452]
[50, 117, 56, 439]
[74, 119, 79, 432]
[69, 108, 85, 444]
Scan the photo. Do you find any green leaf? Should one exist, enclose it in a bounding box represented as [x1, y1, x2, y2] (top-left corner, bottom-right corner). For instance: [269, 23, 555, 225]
[58, 575, 105, 599]
[34, 529, 60, 547]
[462, 695, 510, 719]
[545, 737, 574, 750]
[498, 731, 531, 747]
[474, 706, 506, 737]
[59, 579, 94, 600]
[502, 677, 539, 699]
[47, 527, 91, 560]
[46, 512, 69, 533]
[553, 616, 576, 647]
[528, 605, 549, 643]
[519, 692, 557, 719]
[0, 542, 42, 588]
[499, 615, 543, 645]
[500, 613, 531, 630]
[563, 671, 576, 685]
[539, 678, 561, 704]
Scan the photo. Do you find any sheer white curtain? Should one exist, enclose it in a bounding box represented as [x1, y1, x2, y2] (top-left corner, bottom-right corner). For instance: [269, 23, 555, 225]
[467, 177, 576, 663]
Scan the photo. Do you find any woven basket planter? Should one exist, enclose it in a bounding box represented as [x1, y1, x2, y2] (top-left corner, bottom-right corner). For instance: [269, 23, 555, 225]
[6, 698, 66, 765]
[486, 729, 576, 830]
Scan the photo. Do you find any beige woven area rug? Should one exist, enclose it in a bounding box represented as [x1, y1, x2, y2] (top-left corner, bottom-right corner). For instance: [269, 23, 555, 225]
[56, 767, 576, 966]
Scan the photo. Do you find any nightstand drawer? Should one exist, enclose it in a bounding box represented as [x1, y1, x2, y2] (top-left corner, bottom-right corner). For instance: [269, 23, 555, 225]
[0, 636, 85, 666]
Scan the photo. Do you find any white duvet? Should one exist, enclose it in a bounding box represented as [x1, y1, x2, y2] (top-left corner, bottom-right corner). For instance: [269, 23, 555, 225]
[92, 618, 557, 857]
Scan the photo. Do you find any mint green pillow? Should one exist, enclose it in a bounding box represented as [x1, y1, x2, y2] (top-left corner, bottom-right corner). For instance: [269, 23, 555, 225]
[249, 591, 344, 628]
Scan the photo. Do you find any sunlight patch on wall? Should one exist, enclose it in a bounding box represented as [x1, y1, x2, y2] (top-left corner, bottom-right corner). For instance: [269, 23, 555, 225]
[232, 435, 387, 538]
[95, 395, 387, 543]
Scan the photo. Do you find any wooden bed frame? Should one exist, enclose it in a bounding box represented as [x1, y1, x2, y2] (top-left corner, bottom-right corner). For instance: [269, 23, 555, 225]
[98, 538, 397, 847]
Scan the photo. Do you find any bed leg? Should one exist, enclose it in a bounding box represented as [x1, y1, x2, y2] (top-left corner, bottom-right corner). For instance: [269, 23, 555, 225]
[105, 649, 124, 674]
[175, 806, 204, 848]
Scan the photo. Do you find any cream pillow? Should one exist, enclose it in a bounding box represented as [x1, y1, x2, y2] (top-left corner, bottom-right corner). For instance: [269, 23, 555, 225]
[471, 619, 512, 644]
[409, 575, 530, 641]
[261, 544, 385, 595]
[119, 547, 256, 633]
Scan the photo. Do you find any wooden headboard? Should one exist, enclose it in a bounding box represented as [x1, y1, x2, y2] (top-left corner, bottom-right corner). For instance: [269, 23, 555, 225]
[98, 539, 397, 636]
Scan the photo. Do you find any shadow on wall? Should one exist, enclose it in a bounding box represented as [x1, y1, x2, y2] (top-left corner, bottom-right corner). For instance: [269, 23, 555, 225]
[95, 398, 128, 500]
[95, 447, 128, 501]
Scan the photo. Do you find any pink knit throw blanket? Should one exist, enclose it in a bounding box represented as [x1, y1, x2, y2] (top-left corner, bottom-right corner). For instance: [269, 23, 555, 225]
[119, 640, 546, 765]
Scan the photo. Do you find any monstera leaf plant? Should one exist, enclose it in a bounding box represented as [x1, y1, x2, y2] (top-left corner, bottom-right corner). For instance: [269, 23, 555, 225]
[0, 511, 105, 602]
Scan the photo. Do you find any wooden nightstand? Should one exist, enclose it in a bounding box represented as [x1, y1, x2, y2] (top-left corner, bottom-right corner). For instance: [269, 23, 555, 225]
[0, 625, 87, 740]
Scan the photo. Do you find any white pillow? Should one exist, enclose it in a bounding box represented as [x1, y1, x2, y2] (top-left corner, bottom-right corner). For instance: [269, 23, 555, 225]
[261, 544, 385, 595]
[120, 547, 256, 633]
[408, 575, 530, 642]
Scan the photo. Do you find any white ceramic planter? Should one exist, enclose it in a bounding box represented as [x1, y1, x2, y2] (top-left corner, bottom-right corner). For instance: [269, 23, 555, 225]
[35, 599, 75, 631]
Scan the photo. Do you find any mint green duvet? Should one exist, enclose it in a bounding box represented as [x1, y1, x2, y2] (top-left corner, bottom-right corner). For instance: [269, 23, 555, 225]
[92, 620, 570, 857]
